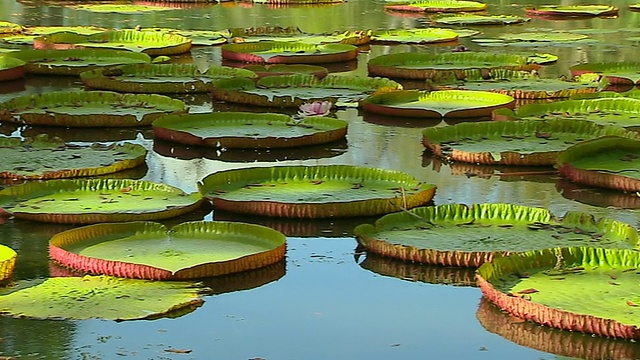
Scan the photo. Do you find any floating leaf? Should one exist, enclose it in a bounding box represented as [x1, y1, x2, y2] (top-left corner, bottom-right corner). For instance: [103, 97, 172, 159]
[354, 203, 638, 267]
[198, 165, 436, 218]
[49, 221, 286, 279]
[385, 0, 487, 13]
[526, 5, 619, 17]
[221, 41, 358, 64]
[0, 275, 204, 321]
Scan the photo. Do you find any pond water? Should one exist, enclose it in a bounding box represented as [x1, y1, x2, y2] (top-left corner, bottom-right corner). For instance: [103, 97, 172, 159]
[2, 0, 640, 359]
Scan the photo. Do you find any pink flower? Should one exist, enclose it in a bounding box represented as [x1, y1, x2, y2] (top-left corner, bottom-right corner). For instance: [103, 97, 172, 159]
[298, 101, 332, 117]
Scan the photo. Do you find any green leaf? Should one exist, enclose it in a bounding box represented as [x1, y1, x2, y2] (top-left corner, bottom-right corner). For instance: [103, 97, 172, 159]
[0, 275, 204, 321]
[477, 247, 640, 338]
[80, 63, 257, 93]
[431, 14, 529, 25]
[514, 98, 640, 127]
[0, 178, 203, 224]
[0, 90, 186, 127]
[221, 41, 358, 63]
[0, 135, 147, 179]
[526, 5, 619, 17]
[5, 49, 151, 75]
[423, 119, 640, 165]
[198, 165, 437, 218]
[0, 244, 17, 283]
[355, 203, 638, 267]
[371, 28, 458, 44]
[385, 0, 487, 13]
[363, 89, 514, 117]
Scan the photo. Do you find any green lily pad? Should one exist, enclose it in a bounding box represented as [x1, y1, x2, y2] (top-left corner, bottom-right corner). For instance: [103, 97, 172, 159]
[570, 62, 640, 85]
[80, 64, 257, 93]
[211, 74, 401, 108]
[22, 26, 106, 36]
[0, 179, 203, 223]
[230, 27, 370, 45]
[371, 28, 458, 44]
[4, 49, 151, 75]
[221, 41, 358, 63]
[363, 90, 515, 118]
[499, 32, 589, 42]
[431, 14, 529, 25]
[0, 135, 146, 179]
[251, 0, 345, 3]
[354, 203, 639, 267]
[525, 5, 619, 17]
[152, 112, 347, 148]
[508, 97, 640, 128]
[0, 275, 204, 321]
[0, 91, 186, 127]
[0, 21, 22, 34]
[198, 165, 437, 218]
[476, 297, 640, 360]
[433, 69, 600, 99]
[70, 4, 174, 13]
[477, 247, 640, 339]
[0, 55, 25, 81]
[0, 244, 17, 284]
[50, 221, 286, 280]
[34, 30, 192, 56]
[556, 136, 640, 192]
[423, 119, 639, 165]
[368, 52, 546, 80]
[631, 3, 640, 10]
[141, 28, 231, 46]
[385, 0, 487, 13]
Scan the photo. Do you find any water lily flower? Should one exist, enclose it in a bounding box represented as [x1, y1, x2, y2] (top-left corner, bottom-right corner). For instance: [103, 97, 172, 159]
[298, 101, 332, 117]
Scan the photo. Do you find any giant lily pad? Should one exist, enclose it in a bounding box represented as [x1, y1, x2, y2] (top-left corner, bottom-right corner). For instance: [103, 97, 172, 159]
[477, 247, 640, 339]
[0, 135, 146, 179]
[433, 69, 600, 99]
[211, 74, 401, 108]
[0, 275, 203, 321]
[371, 28, 458, 44]
[5, 49, 151, 75]
[431, 14, 529, 25]
[230, 27, 370, 45]
[152, 112, 347, 148]
[570, 62, 640, 85]
[525, 5, 619, 17]
[354, 203, 638, 267]
[140, 28, 231, 46]
[49, 221, 286, 280]
[423, 119, 639, 165]
[221, 41, 358, 64]
[385, 0, 487, 13]
[80, 64, 257, 93]
[501, 97, 640, 128]
[363, 90, 515, 118]
[0, 21, 22, 35]
[368, 52, 545, 79]
[22, 26, 107, 36]
[0, 244, 17, 284]
[0, 91, 186, 127]
[70, 4, 174, 13]
[0, 179, 203, 223]
[0, 55, 25, 81]
[33, 30, 191, 56]
[556, 136, 640, 192]
[198, 165, 437, 218]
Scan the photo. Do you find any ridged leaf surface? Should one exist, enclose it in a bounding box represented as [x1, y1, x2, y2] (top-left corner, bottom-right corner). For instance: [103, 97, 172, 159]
[50, 221, 286, 279]
[0, 135, 146, 179]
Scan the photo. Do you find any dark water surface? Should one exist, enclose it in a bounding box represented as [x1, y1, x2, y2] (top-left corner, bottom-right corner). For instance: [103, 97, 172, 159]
[2, 0, 640, 359]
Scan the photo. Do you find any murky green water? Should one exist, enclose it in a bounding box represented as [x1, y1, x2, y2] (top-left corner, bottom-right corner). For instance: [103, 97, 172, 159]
[2, 0, 640, 359]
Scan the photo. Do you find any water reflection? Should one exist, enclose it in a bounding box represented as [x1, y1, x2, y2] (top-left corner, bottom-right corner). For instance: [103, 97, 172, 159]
[357, 251, 477, 287]
[153, 137, 348, 162]
[0, 316, 75, 359]
[423, 154, 558, 183]
[476, 297, 640, 360]
[214, 210, 377, 237]
[556, 178, 640, 209]
[363, 111, 443, 128]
